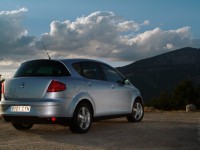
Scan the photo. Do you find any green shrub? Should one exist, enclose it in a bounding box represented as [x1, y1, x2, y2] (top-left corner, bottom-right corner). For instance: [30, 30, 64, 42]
[147, 80, 200, 110]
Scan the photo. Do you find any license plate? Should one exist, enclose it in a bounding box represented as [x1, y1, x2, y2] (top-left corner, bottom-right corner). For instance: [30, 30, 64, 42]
[11, 106, 31, 112]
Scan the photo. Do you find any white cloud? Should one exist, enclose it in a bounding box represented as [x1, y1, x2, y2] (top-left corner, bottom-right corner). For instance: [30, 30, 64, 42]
[0, 8, 28, 43]
[165, 43, 175, 50]
[42, 12, 199, 61]
[117, 21, 140, 32]
[0, 60, 17, 67]
[0, 8, 40, 61]
[0, 8, 200, 76]
[143, 20, 150, 25]
[116, 26, 195, 60]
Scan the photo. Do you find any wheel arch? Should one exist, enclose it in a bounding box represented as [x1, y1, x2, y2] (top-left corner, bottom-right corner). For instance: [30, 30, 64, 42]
[131, 96, 144, 110]
[67, 92, 95, 117]
[127, 96, 144, 122]
[75, 99, 94, 117]
[134, 96, 144, 105]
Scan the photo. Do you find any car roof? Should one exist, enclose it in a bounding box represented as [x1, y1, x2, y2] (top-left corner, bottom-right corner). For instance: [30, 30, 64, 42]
[58, 58, 105, 65]
[21, 58, 104, 65]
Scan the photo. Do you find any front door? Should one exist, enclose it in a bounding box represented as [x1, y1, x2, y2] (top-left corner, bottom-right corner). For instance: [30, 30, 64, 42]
[100, 64, 132, 114]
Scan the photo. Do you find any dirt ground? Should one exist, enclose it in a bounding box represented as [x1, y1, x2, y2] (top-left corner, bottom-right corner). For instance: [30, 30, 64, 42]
[0, 111, 199, 150]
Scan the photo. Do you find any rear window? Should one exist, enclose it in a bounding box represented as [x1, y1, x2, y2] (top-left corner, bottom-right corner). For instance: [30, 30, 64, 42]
[14, 60, 70, 77]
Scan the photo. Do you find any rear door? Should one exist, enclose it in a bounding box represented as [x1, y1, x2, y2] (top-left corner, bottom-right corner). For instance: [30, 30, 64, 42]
[73, 62, 111, 116]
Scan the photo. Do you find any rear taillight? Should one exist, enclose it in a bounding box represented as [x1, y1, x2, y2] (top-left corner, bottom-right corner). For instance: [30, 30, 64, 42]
[51, 117, 56, 122]
[1, 83, 4, 94]
[47, 80, 66, 92]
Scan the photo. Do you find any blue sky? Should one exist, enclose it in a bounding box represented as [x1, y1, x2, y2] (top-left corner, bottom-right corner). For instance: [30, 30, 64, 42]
[0, 0, 200, 78]
[1, 0, 199, 37]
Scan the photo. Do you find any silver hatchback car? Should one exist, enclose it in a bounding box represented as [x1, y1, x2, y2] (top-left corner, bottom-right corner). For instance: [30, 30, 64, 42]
[0, 59, 144, 133]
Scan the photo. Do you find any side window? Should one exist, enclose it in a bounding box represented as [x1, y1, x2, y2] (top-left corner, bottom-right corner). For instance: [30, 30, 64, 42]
[72, 63, 82, 75]
[73, 62, 103, 80]
[101, 64, 124, 83]
[82, 62, 103, 80]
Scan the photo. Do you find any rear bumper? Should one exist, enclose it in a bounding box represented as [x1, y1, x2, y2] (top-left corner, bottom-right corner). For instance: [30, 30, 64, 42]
[2, 115, 71, 125]
[0, 98, 73, 118]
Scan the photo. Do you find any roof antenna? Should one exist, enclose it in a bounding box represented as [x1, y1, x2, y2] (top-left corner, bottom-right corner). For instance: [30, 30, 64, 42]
[42, 41, 51, 59]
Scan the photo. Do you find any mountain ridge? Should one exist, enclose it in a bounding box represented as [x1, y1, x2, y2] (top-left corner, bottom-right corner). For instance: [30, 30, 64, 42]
[117, 47, 200, 102]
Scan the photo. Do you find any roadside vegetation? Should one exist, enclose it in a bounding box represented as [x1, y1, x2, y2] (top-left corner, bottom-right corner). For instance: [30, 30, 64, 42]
[146, 80, 200, 110]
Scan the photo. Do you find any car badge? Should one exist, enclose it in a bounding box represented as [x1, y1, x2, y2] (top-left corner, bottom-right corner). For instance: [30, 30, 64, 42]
[19, 82, 25, 88]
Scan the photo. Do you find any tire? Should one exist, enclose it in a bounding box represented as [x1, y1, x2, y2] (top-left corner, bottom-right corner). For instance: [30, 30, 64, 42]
[127, 99, 144, 122]
[12, 122, 33, 130]
[69, 103, 92, 134]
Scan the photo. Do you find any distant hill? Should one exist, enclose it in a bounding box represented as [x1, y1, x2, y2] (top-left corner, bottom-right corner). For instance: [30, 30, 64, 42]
[117, 47, 200, 102]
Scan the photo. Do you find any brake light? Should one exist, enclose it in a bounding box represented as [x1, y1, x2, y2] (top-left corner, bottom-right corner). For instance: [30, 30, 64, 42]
[1, 83, 4, 94]
[47, 80, 66, 92]
[51, 117, 56, 122]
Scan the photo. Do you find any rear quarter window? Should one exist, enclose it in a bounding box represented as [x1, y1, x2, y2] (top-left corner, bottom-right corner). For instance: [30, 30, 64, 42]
[14, 60, 70, 77]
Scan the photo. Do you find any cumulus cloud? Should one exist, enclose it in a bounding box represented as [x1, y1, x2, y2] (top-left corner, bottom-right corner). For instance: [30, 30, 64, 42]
[41, 11, 152, 59]
[0, 8, 28, 42]
[41, 11, 199, 61]
[0, 8, 41, 62]
[117, 26, 194, 60]
[0, 8, 200, 71]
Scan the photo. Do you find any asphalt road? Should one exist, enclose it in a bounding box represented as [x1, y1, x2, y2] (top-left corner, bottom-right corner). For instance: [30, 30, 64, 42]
[0, 111, 199, 150]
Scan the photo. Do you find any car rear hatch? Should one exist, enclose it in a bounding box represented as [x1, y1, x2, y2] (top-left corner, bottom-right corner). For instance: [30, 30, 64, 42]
[4, 59, 70, 100]
[4, 78, 52, 99]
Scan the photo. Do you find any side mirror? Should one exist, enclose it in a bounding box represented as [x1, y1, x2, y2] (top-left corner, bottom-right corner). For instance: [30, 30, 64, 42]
[117, 78, 130, 85]
[123, 78, 130, 85]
